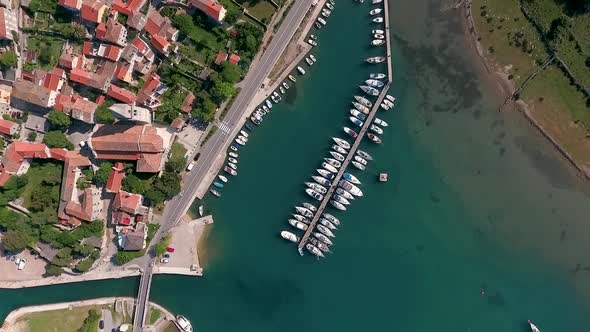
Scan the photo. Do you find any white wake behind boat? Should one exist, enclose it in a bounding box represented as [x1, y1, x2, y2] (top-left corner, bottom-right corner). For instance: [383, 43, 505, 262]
[528, 321, 540, 332]
[281, 230, 299, 242]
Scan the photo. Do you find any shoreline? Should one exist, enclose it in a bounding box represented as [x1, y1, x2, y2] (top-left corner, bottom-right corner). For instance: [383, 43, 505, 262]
[0, 297, 176, 332]
[460, 0, 590, 180]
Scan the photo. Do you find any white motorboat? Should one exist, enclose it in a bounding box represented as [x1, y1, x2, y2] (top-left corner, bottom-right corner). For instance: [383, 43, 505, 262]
[323, 213, 340, 226]
[266, 99, 273, 109]
[280, 86, 285, 94]
[386, 94, 396, 102]
[356, 149, 373, 161]
[228, 157, 238, 164]
[370, 124, 384, 134]
[288, 74, 296, 82]
[283, 82, 290, 90]
[273, 91, 281, 102]
[224, 166, 237, 176]
[305, 57, 314, 66]
[366, 79, 384, 88]
[344, 127, 358, 138]
[295, 206, 313, 218]
[198, 205, 204, 216]
[372, 17, 383, 23]
[374, 33, 385, 39]
[372, 0, 382, 3]
[306, 188, 324, 201]
[310, 34, 318, 40]
[367, 133, 383, 144]
[330, 200, 347, 211]
[372, 29, 384, 34]
[360, 85, 379, 96]
[354, 155, 368, 165]
[218, 175, 228, 183]
[309, 54, 317, 62]
[354, 95, 373, 107]
[176, 315, 193, 332]
[320, 218, 337, 230]
[371, 39, 385, 46]
[235, 137, 246, 146]
[281, 230, 299, 242]
[305, 182, 327, 194]
[297, 66, 306, 75]
[289, 219, 308, 231]
[240, 130, 249, 138]
[262, 105, 269, 114]
[292, 214, 308, 222]
[321, 9, 330, 17]
[237, 135, 248, 142]
[303, 202, 318, 212]
[352, 102, 370, 114]
[383, 99, 394, 107]
[317, 224, 335, 238]
[306, 243, 325, 258]
[339, 180, 363, 196]
[352, 161, 366, 170]
[250, 116, 261, 125]
[325, 2, 334, 10]
[317, 169, 335, 180]
[370, 8, 382, 15]
[313, 232, 333, 246]
[350, 109, 367, 120]
[336, 187, 355, 200]
[343, 172, 361, 184]
[317, 17, 327, 25]
[329, 151, 345, 161]
[309, 237, 331, 253]
[308, 39, 318, 46]
[329, 0, 334, 5]
[528, 321, 540, 332]
[370, 72, 386, 79]
[321, 162, 338, 173]
[228, 151, 238, 158]
[324, 158, 342, 168]
[313, 175, 331, 186]
[230, 145, 238, 152]
[381, 103, 390, 111]
[332, 194, 350, 205]
[349, 116, 364, 127]
[366, 56, 386, 63]
[333, 137, 351, 149]
[374, 117, 388, 127]
[332, 144, 348, 154]
[227, 162, 238, 170]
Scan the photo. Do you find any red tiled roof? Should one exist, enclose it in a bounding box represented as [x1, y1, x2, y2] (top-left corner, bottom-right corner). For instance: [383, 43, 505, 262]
[150, 34, 169, 53]
[105, 162, 125, 193]
[83, 41, 93, 55]
[170, 117, 184, 129]
[54, 94, 72, 111]
[96, 22, 107, 39]
[64, 188, 94, 222]
[81, 0, 104, 23]
[103, 44, 121, 61]
[181, 92, 195, 113]
[43, 72, 61, 91]
[59, 53, 77, 69]
[67, 98, 98, 123]
[0, 119, 17, 136]
[0, 169, 12, 187]
[214, 51, 228, 65]
[70, 68, 91, 85]
[190, 0, 226, 21]
[107, 85, 136, 104]
[0, 9, 7, 40]
[144, 11, 162, 37]
[115, 63, 130, 81]
[142, 73, 160, 94]
[131, 37, 147, 52]
[1, 142, 49, 173]
[58, 0, 80, 9]
[49, 148, 68, 161]
[112, 0, 143, 15]
[113, 190, 141, 214]
[229, 53, 240, 65]
[113, 210, 133, 225]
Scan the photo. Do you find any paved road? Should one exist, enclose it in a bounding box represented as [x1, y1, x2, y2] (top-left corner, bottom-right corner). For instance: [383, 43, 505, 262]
[100, 309, 113, 332]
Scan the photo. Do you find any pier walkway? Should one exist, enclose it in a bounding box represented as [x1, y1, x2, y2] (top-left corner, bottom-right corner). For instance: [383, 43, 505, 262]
[297, 0, 393, 254]
[132, 266, 153, 332]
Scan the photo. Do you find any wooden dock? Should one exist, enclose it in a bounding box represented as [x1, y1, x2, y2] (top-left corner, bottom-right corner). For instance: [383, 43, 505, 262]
[297, 1, 393, 254]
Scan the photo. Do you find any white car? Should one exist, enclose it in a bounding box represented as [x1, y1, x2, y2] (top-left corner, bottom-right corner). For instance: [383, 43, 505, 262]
[186, 161, 195, 171]
[17, 258, 26, 270]
[160, 258, 169, 264]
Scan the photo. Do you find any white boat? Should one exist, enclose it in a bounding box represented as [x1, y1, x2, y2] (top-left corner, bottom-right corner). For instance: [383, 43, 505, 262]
[240, 130, 249, 138]
[250, 115, 261, 125]
[371, 39, 385, 46]
[176, 315, 193, 332]
[317, 17, 327, 25]
[374, 33, 384, 39]
[332, 194, 350, 205]
[350, 109, 367, 120]
[305, 182, 327, 194]
[360, 85, 379, 96]
[295, 206, 313, 218]
[352, 161, 366, 170]
[228, 157, 238, 164]
[309, 54, 317, 62]
[198, 205, 204, 216]
[336, 187, 355, 200]
[366, 56, 385, 63]
[386, 94, 396, 102]
[329, 0, 334, 5]
[218, 175, 228, 182]
[283, 82, 290, 90]
[262, 105, 270, 114]
[303, 202, 318, 212]
[317, 169, 335, 180]
[381, 103, 390, 111]
[344, 127, 358, 138]
[324, 158, 342, 168]
[292, 214, 308, 222]
[366, 79, 384, 88]
[320, 218, 337, 230]
[309, 237, 331, 253]
[374, 117, 388, 127]
[310, 34, 318, 40]
[321, 9, 330, 17]
[317, 224, 335, 238]
[325, 2, 334, 10]
[306, 188, 324, 201]
[383, 99, 394, 107]
[306, 243, 325, 258]
[280, 86, 285, 94]
[339, 180, 363, 196]
[370, 124, 383, 134]
[356, 149, 373, 160]
[321, 162, 338, 173]
[297, 66, 306, 75]
[323, 213, 340, 226]
[308, 39, 317, 46]
[313, 232, 333, 246]
[370, 8, 382, 15]
[289, 219, 308, 231]
[235, 137, 246, 146]
[330, 200, 347, 211]
[372, 0, 382, 3]
[312, 175, 331, 186]
[224, 166, 237, 176]
[329, 151, 345, 161]
[343, 172, 361, 184]
[273, 91, 281, 102]
[349, 116, 363, 127]
[332, 144, 348, 154]
[237, 135, 248, 142]
[371, 30, 384, 35]
[265, 99, 272, 109]
[281, 230, 299, 242]
[227, 162, 238, 170]
[288, 74, 296, 82]
[354, 95, 373, 107]
[529, 321, 540, 332]
[228, 152, 238, 158]
[352, 103, 370, 115]
[372, 17, 383, 23]
[305, 57, 314, 66]
[367, 133, 383, 144]
[230, 145, 238, 152]
[333, 137, 351, 149]
[354, 155, 368, 165]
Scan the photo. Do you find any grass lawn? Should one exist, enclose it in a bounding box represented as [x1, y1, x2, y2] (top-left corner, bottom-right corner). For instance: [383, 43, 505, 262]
[245, 0, 276, 21]
[27, 35, 64, 70]
[23, 305, 103, 332]
[148, 306, 162, 325]
[21, 162, 63, 208]
[170, 142, 188, 162]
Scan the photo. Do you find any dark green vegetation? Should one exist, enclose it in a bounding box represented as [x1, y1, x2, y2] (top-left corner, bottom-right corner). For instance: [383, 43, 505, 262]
[0, 51, 17, 68]
[78, 308, 101, 332]
[43, 131, 74, 150]
[95, 100, 116, 124]
[47, 110, 72, 132]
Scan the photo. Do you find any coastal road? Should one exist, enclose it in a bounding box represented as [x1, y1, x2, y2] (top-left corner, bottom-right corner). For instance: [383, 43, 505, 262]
[147, 0, 314, 249]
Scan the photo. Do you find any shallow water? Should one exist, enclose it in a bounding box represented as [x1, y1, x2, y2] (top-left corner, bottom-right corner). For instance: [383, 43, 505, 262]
[2, 1, 590, 331]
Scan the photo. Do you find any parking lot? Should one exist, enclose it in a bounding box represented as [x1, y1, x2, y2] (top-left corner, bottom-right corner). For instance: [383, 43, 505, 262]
[0, 249, 46, 281]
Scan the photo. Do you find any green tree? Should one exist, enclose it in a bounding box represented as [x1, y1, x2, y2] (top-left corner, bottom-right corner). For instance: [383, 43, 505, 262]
[154, 235, 171, 256]
[51, 247, 73, 267]
[152, 172, 181, 200]
[47, 110, 71, 131]
[2, 231, 32, 252]
[95, 162, 113, 186]
[79, 309, 101, 332]
[0, 51, 17, 68]
[44, 264, 64, 276]
[0, 137, 4, 149]
[210, 80, 237, 104]
[95, 107, 115, 124]
[73, 244, 94, 257]
[27, 132, 37, 142]
[30, 209, 58, 226]
[43, 131, 74, 150]
[172, 14, 195, 36]
[220, 62, 242, 83]
[224, 8, 241, 25]
[122, 174, 148, 194]
[74, 256, 95, 273]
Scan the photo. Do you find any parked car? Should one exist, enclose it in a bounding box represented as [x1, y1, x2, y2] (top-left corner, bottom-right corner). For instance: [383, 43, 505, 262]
[17, 258, 26, 270]
[160, 258, 169, 264]
[186, 161, 195, 171]
[99, 320, 104, 329]
[193, 152, 201, 161]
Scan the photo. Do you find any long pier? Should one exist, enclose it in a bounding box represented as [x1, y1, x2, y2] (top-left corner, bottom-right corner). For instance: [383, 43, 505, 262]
[297, 0, 393, 253]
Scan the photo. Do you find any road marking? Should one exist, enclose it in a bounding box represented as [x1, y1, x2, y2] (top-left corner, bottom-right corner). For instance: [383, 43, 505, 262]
[218, 122, 231, 134]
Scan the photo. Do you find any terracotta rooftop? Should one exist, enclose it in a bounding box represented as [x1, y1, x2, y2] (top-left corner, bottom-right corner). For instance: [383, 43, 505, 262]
[113, 190, 142, 214]
[190, 0, 226, 22]
[107, 85, 136, 104]
[229, 53, 240, 65]
[58, 0, 81, 10]
[81, 0, 105, 23]
[0, 142, 50, 174]
[181, 92, 195, 113]
[214, 51, 228, 65]
[0, 118, 17, 136]
[105, 162, 125, 193]
[12, 79, 55, 108]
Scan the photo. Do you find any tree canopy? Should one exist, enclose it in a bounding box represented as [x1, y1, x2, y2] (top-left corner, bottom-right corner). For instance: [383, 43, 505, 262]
[0, 51, 18, 68]
[95, 162, 113, 186]
[47, 110, 71, 131]
[43, 131, 74, 150]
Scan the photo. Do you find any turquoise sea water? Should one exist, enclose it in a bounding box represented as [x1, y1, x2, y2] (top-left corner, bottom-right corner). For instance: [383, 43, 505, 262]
[3, 1, 590, 331]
